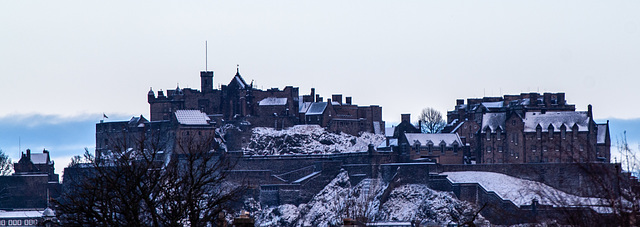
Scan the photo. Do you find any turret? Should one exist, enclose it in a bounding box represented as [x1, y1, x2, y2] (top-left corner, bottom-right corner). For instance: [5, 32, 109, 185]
[147, 87, 155, 102]
[201, 71, 214, 93]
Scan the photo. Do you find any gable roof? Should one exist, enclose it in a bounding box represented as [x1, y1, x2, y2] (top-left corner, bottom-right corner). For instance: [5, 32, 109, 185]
[174, 110, 211, 125]
[306, 102, 328, 115]
[404, 133, 462, 147]
[481, 113, 506, 132]
[523, 111, 590, 132]
[259, 97, 288, 106]
[229, 71, 248, 89]
[299, 102, 313, 113]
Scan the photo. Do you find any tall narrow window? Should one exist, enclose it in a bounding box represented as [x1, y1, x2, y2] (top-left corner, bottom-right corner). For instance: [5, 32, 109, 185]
[440, 144, 445, 154]
[497, 129, 501, 140]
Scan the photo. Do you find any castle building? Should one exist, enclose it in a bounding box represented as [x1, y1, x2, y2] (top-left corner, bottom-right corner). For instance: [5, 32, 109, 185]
[443, 92, 610, 164]
[0, 149, 60, 210]
[97, 68, 384, 155]
[146, 69, 384, 135]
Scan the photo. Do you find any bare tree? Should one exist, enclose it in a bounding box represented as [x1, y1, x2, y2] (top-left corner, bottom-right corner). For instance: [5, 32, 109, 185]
[54, 130, 244, 226]
[416, 107, 446, 134]
[0, 149, 12, 176]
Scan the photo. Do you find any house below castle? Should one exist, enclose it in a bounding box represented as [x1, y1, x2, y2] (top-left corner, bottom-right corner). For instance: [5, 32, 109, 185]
[0, 149, 60, 211]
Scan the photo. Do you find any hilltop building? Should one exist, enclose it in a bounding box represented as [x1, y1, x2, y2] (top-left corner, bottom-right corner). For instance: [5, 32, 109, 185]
[147, 69, 384, 135]
[0, 149, 60, 211]
[443, 92, 610, 164]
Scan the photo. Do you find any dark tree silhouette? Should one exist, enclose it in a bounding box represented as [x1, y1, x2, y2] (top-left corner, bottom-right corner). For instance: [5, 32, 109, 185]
[416, 107, 446, 134]
[55, 131, 244, 226]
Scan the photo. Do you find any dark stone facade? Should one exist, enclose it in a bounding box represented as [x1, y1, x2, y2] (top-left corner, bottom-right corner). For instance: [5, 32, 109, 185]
[147, 70, 384, 135]
[0, 149, 60, 210]
[443, 92, 610, 164]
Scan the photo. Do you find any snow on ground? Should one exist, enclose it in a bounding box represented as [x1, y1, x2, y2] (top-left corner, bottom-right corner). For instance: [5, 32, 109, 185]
[243, 125, 385, 155]
[249, 170, 486, 227]
[444, 171, 608, 209]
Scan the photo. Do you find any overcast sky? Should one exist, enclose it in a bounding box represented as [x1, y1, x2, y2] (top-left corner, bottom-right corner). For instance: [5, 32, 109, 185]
[2, 0, 640, 123]
[2, 0, 640, 175]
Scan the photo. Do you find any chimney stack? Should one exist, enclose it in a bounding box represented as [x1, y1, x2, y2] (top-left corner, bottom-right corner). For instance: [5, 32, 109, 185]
[346, 97, 352, 105]
[26, 149, 31, 160]
[332, 94, 342, 104]
[311, 88, 316, 102]
[401, 114, 411, 123]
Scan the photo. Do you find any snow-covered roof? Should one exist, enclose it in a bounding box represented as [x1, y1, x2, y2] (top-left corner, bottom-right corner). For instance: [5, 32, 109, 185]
[450, 121, 464, 133]
[305, 102, 328, 115]
[299, 102, 312, 113]
[481, 101, 503, 109]
[597, 124, 608, 144]
[481, 113, 506, 132]
[0, 210, 44, 218]
[331, 101, 341, 106]
[259, 97, 287, 106]
[174, 110, 211, 125]
[385, 127, 395, 137]
[523, 111, 589, 132]
[404, 133, 462, 147]
[30, 153, 49, 164]
[230, 72, 248, 89]
[445, 171, 608, 210]
[388, 138, 398, 146]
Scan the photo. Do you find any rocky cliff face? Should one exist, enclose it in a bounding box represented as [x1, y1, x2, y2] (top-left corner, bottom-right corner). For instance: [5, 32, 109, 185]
[243, 170, 487, 227]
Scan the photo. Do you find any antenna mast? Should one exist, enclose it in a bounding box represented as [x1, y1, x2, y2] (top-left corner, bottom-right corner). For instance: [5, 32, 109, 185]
[205, 40, 208, 71]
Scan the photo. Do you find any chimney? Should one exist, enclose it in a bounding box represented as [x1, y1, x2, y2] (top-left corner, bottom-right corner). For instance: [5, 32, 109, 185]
[588, 104, 593, 118]
[26, 149, 31, 160]
[346, 97, 352, 105]
[332, 94, 342, 104]
[327, 98, 332, 105]
[401, 114, 411, 123]
[317, 96, 323, 102]
[311, 88, 316, 102]
[456, 99, 464, 106]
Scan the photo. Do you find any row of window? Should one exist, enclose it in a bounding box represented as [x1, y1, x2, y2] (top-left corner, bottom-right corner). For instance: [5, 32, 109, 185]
[487, 145, 585, 153]
[414, 144, 459, 155]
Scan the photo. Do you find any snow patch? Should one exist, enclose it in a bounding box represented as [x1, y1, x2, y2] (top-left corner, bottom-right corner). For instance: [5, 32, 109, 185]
[243, 125, 385, 155]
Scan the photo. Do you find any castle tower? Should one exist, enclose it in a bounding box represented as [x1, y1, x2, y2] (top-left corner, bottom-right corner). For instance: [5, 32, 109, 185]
[201, 71, 214, 93]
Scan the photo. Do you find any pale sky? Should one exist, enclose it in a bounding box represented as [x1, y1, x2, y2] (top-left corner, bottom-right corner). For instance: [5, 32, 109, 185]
[2, 0, 640, 124]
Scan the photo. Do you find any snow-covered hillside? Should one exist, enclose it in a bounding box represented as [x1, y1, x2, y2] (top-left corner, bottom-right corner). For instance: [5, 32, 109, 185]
[242, 125, 386, 155]
[245, 170, 487, 226]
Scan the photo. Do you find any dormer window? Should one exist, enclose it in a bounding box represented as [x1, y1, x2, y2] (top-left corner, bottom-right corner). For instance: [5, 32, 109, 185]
[486, 128, 491, 141]
[536, 125, 542, 140]
[496, 129, 501, 141]
[548, 125, 554, 138]
[440, 142, 446, 154]
[561, 125, 567, 139]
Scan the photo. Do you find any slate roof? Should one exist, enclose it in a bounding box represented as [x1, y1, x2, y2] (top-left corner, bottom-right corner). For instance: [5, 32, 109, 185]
[306, 102, 328, 115]
[299, 102, 312, 113]
[30, 153, 49, 164]
[259, 97, 287, 106]
[229, 72, 248, 89]
[481, 113, 506, 132]
[174, 110, 211, 125]
[597, 124, 608, 144]
[523, 111, 590, 132]
[404, 133, 462, 147]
